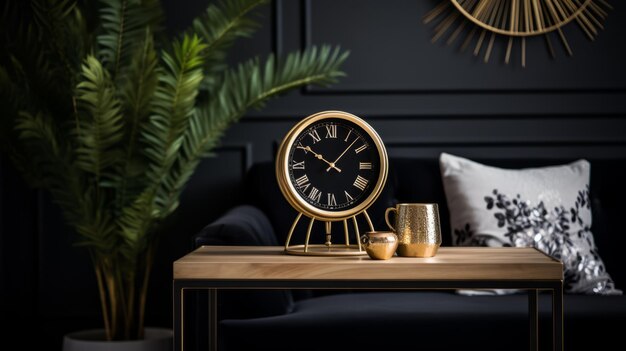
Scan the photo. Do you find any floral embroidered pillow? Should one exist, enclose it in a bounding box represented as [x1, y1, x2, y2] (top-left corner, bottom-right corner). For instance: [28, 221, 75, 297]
[439, 152, 620, 295]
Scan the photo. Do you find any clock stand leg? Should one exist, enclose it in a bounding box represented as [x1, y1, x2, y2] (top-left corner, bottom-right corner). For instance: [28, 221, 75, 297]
[304, 216, 315, 252]
[352, 216, 362, 251]
[325, 221, 332, 247]
[362, 210, 375, 232]
[283, 212, 369, 255]
[343, 220, 350, 246]
[284, 212, 302, 250]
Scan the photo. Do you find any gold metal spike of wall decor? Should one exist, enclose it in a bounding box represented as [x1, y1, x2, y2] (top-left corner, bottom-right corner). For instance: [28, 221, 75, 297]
[424, 0, 612, 67]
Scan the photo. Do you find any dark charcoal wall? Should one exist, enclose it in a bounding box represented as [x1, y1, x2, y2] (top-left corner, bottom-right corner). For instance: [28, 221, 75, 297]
[1, 0, 625, 348]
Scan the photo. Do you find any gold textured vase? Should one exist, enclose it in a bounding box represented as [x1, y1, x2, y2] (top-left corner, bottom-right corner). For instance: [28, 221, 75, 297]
[360, 231, 398, 260]
[385, 203, 442, 257]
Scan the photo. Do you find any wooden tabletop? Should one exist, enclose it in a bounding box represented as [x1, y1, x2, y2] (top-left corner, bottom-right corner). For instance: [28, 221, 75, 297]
[174, 246, 563, 281]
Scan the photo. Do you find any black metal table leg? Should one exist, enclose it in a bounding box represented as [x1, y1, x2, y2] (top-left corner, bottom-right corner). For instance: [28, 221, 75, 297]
[529, 289, 538, 351]
[209, 289, 217, 351]
[553, 282, 564, 351]
[174, 282, 183, 351]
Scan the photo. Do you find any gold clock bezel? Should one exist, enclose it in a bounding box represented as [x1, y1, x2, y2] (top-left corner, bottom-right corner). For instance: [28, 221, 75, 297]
[276, 110, 388, 221]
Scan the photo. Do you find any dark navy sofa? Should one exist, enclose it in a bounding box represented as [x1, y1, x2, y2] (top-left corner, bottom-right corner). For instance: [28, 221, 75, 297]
[192, 157, 626, 351]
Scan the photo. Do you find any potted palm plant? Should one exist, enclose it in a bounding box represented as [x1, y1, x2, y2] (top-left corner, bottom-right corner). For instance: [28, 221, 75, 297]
[0, 0, 348, 345]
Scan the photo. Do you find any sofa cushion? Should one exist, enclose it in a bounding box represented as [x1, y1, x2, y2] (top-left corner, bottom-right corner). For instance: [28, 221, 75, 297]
[219, 291, 626, 351]
[193, 205, 295, 319]
[194, 205, 278, 247]
[439, 153, 620, 295]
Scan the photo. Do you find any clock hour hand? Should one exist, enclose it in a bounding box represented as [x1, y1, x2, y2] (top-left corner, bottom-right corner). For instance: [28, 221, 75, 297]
[326, 138, 358, 172]
[297, 146, 342, 172]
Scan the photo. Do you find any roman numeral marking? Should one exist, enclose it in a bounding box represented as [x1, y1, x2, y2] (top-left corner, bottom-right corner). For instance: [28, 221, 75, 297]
[327, 193, 337, 206]
[295, 174, 310, 192]
[292, 160, 305, 170]
[308, 129, 321, 144]
[297, 142, 308, 154]
[308, 187, 321, 203]
[344, 191, 354, 202]
[359, 162, 372, 170]
[344, 130, 352, 142]
[353, 175, 369, 191]
[325, 124, 337, 138]
[354, 144, 367, 154]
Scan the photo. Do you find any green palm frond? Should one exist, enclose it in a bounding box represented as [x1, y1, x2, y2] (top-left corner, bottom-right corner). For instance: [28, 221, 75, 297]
[67, 4, 92, 61]
[14, 110, 82, 218]
[142, 34, 206, 207]
[190, 0, 268, 89]
[14, 111, 86, 221]
[1, 25, 50, 105]
[120, 29, 159, 132]
[14, 111, 63, 169]
[75, 55, 125, 184]
[1, 1, 85, 120]
[117, 189, 156, 255]
[97, 0, 163, 78]
[30, 0, 85, 73]
[114, 29, 159, 208]
[15, 112, 117, 251]
[156, 45, 349, 215]
[30, 0, 77, 36]
[206, 45, 348, 123]
[1, 47, 55, 187]
[72, 190, 118, 251]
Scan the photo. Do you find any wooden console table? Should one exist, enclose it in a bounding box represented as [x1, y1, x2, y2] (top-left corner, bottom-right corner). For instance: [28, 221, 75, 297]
[173, 246, 563, 351]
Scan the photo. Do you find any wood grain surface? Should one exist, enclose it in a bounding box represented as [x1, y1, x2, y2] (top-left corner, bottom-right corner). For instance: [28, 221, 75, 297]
[174, 246, 563, 280]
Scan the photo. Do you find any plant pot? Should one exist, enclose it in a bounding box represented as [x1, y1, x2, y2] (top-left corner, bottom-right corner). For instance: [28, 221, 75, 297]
[62, 327, 172, 351]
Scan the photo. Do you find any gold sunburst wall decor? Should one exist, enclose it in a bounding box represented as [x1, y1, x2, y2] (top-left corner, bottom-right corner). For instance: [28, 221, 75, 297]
[424, 0, 612, 67]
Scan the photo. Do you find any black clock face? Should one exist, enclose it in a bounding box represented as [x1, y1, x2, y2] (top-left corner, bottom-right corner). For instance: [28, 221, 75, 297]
[287, 118, 381, 211]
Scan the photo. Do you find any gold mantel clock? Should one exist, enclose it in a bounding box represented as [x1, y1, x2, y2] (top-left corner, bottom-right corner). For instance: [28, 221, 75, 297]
[276, 111, 388, 256]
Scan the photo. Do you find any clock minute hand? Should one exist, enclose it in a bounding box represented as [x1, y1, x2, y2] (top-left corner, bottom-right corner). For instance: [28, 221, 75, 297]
[297, 146, 342, 173]
[326, 138, 358, 172]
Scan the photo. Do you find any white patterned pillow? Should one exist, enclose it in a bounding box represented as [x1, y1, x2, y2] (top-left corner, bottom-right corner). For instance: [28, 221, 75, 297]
[439, 152, 620, 295]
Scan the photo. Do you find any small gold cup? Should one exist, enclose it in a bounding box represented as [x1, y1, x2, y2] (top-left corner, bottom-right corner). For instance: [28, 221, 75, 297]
[385, 203, 442, 257]
[360, 231, 398, 260]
